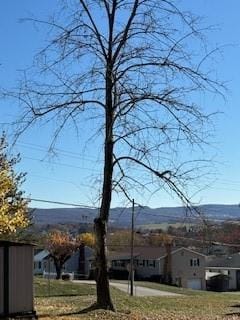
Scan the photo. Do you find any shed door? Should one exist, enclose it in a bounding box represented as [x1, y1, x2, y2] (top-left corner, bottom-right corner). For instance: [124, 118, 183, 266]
[9, 246, 34, 314]
[187, 278, 202, 290]
[0, 247, 3, 315]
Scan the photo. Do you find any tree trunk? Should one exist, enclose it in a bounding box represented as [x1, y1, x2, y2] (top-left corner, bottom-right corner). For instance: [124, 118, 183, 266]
[94, 218, 114, 310]
[55, 261, 62, 280]
[93, 48, 115, 310]
[94, 104, 115, 309]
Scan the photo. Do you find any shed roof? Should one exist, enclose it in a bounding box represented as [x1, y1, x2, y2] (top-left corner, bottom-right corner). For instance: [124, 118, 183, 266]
[0, 240, 34, 247]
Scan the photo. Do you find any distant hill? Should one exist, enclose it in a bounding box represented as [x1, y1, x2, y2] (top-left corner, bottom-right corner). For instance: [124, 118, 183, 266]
[31, 204, 240, 228]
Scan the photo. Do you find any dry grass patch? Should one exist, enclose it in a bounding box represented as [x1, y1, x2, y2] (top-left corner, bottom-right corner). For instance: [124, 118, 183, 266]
[34, 278, 240, 320]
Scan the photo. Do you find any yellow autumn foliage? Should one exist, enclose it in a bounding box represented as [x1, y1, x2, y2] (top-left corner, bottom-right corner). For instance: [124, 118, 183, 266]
[0, 136, 29, 235]
[78, 232, 96, 247]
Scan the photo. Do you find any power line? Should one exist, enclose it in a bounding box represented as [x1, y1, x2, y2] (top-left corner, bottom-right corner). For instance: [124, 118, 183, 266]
[17, 143, 240, 196]
[25, 196, 240, 224]
[27, 173, 94, 189]
[107, 237, 240, 249]
[22, 156, 101, 173]
[25, 197, 98, 209]
[215, 179, 240, 186]
[25, 198, 240, 249]
[171, 235, 240, 248]
[136, 210, 240, 223]
[136, 211, 194, 222]
[17, 141, 102, 163]
[15, 144, 240, 187]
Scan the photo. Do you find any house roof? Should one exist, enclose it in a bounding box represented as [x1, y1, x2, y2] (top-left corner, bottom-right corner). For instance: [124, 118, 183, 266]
[159, 247, 207, 260]
[206, 253, 240, 269]
[109, 246, 206, 261]
[34, 249, 50, 261]
[110, 246, 176, 260]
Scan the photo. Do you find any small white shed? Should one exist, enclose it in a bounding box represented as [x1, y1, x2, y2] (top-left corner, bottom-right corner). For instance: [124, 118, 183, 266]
[0, 240, 37, 319]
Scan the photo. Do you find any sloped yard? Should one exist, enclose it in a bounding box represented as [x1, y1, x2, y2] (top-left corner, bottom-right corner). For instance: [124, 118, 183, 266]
[34, 278, 240, 319]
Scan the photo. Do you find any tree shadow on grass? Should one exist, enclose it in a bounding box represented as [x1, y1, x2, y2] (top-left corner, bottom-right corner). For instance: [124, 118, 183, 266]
[225, 313, 240, 317]
[225, 304, 240, 317]
[38, 304, 98, 318]
[38, 303, 131, 318]
[64, 303, 101, 315]
[230, 304, 240, 308]
[36, 294, 92, 298]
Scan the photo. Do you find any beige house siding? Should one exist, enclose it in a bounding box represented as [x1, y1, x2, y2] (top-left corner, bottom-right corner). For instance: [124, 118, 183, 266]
[160, 248, 206, 290]
[8, 246, 34, 314]
[0, 247, 3, 314]
[110, 247, 207, 289]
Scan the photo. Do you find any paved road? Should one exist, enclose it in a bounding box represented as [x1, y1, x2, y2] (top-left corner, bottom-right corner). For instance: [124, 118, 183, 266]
[73, 280, 182, 297]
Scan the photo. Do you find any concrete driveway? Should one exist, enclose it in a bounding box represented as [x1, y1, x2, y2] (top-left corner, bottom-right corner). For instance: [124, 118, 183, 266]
[73, 280, 182, 297]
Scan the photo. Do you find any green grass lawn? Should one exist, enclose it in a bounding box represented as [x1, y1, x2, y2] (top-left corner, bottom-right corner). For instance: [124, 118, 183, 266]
[34, 277, 95, 297]
[121, 280, 205, 295]
[34, 277, 240, 320]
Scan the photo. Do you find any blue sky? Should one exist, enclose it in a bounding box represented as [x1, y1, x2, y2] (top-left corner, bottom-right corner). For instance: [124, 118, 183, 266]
[0, 0, 240, 209]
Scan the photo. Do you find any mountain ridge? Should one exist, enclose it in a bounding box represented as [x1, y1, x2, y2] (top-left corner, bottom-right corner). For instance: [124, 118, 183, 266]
[31, 204, 240, 227]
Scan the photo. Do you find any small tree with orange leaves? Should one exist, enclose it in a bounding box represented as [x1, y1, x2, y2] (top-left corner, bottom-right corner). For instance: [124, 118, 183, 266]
[46, 230, 79, 279]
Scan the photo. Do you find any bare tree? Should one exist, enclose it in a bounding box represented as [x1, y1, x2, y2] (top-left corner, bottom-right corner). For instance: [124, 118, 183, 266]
[6, 0, 224, 310]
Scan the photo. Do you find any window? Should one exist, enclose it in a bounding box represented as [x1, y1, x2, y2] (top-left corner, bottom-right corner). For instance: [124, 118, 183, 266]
[149, 260, 156, 268]
[38, 261, 42, 269]
[112, 260, 127, 267]
[190, 258, 200, 267]
[139, 260, 143, 266]
[120, 260, 126, 267]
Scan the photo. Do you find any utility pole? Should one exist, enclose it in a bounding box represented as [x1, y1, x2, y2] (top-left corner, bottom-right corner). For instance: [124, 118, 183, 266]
[130, 198, 135, 296]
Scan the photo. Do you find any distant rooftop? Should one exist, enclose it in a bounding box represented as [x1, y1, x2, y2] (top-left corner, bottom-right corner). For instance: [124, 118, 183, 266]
[206, 252, 240, 268]
[34, 249, 49, 261]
